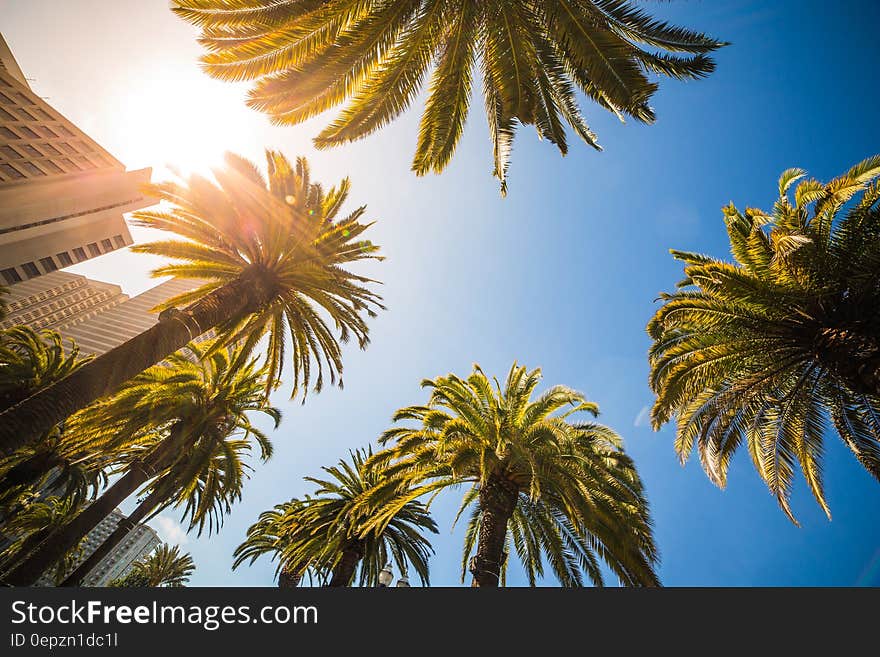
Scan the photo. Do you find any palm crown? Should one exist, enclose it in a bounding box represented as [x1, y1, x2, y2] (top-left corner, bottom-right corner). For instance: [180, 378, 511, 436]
[648, 156, 880, 521]
[239, 449, 437, 587]
[172, 0, 724, 193]
[232, 499, 323, 586]
[0, 327, 89, 413]
[0, 496, 84, 584]
[87, 343, 280, 536]
[369, 363, 658, 586]
[113, 544, 196, 587]
[0, 328, 106, 510]
[132, 151, 384, 398]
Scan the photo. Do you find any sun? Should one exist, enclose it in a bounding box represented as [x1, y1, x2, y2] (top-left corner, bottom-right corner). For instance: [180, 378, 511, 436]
[113, 64, 261, 178]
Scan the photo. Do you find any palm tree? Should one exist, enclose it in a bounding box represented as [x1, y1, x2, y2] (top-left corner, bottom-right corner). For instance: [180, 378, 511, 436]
[236, 449, 437, 587]
[232, 499, 324, 587]
[0, 423, 109, 512]
[648, 156, 880, 521]
[172, 0, 724, 194]
[4, 343, 279, 586]
[0, 151, 384, 455]
[0, 497, 84, 585]
[0, 327, 110, 511]
[0, 326, 90, 412]
[110, 544, 195, 587]
[367, 363, 658, 587]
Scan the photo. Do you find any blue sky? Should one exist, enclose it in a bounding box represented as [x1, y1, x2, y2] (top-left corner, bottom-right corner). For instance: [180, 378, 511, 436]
[2, 0, 879, 586]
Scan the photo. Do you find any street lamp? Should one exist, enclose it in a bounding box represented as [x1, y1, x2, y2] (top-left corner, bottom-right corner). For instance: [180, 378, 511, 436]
[378, 563, 394, 587]
[377, 563, 410, 587]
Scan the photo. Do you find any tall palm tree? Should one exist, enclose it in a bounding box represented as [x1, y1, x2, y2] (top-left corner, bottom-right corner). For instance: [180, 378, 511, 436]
[367, 363, 658, 587]
[172, 0, 724, 194]
[0, 151, 384, 455]
[232, 499, 324, 587]
[237, 449, 437, 587]
[110, 544, 196, 587]
[648, 156, 880, 522]
[4, 343, 279, 586]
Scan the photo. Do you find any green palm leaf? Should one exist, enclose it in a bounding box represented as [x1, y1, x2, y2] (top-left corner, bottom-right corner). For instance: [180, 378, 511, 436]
[173, 0, 724, 193]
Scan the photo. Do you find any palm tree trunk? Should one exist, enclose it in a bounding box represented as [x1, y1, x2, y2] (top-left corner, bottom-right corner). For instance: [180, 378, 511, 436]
[60, 488, 166, 586]
[278, 564, 302, 588]
[0, 525, 52, 574]
[0, 268, 275, 457]
[328, 543, 363, 587]
[815, 327, 880, 397]
[470, 476, 518, 588]
[0, 426, 183, 586]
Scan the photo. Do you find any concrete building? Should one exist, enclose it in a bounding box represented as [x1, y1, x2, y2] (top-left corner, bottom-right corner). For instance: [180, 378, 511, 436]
[0, 32, 152, 286]
[78, 509, 161, 587]
[34, 508, 161, 587]
[0, 270, 201, 355]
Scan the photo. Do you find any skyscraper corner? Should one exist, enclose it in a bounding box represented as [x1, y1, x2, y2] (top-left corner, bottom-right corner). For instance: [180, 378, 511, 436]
[0, 32, 153, 287]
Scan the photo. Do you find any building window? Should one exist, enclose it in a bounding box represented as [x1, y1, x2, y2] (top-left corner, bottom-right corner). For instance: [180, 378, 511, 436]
[41, 160, 63, 174]
[16, 108, 37, 121]
[58, 125, 75, 137]
[0, 163, 24, 179]
[42, 143, 61, 155]
[0, 107, 15, 121]
[56, 252, 73, 267]
[101, 239, 113, 251]
[37, 125, 59, 138]
[19, 161, 46, 177]
[21, 262, 39, 278]
[35, 109, 53, 120]
[75, 156, 96, 169]
[0, 145, 21, 159]
[113, 235, 126, 248]
[87, 243, 100, 257]
[0, 92, 12, 104]
[18, 126, 38, 139]
[59, 142, 77, 155]
[20, 144, 41, 157]
[72, 247, 86, 261]
[1, 268, 22, 285]
[39, 257, 58, 273]
[14, 92, 35, 106]
[0, 127, 19, 139]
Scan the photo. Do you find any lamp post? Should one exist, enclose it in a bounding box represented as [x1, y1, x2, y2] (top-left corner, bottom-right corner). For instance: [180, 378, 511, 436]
[378, 564, 394, 587]
[377, 563, 410, 587]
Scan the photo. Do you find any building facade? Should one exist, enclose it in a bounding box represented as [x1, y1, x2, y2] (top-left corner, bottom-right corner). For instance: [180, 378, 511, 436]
[0, 33, 152, 286]
[33, 508, 161, 587]
[79, 510, 161, 587]
[0, 270, 201, 355]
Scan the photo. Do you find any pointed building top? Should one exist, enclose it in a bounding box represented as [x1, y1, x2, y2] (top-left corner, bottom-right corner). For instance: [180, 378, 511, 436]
[0, 33, 30, 90]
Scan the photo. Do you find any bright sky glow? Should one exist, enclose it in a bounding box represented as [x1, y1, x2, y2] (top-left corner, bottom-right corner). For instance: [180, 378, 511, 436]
[113, 66, 259, 179]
